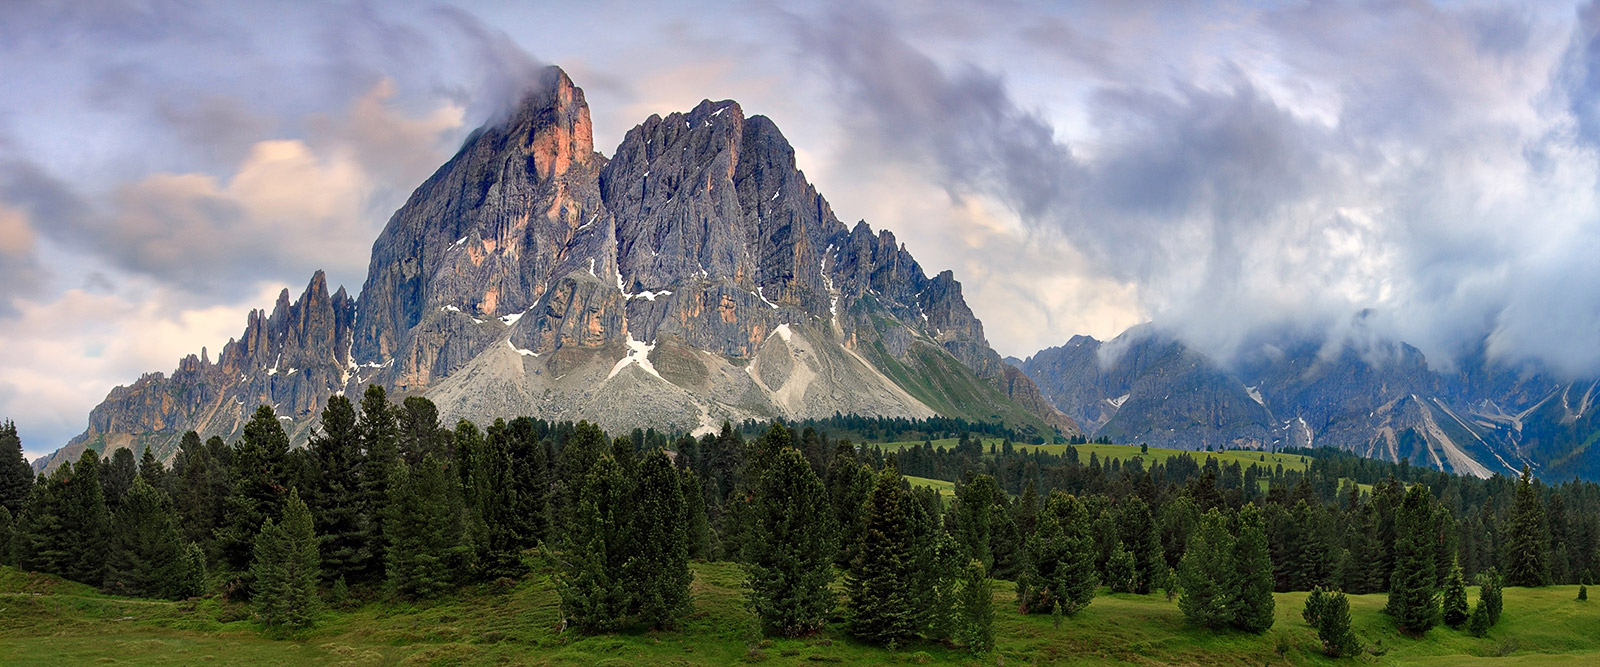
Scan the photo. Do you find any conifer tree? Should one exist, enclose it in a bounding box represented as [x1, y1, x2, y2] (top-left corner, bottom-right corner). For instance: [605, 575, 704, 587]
[1303, 586, 1329, 626]
[357, 384, 399, 586]
[827, 450, 873, 568]
[1017, 491, 1096, 616]
[1316, 590, 1360, 657]
[137, 445, 167, 494]
[103, 477, 187, 598]
[61, 450, 109, 586]
[628, 449, 692, 629]
[0, 420, 33, 515]
[398, 396, 446, 465]
[102, 447, 136, 513]
[250, 488, 320, 632]
[172, 432, 225, 555]
[17, 462, 70, 576]
[746, 447, 836, 637]
[1387, 483, 1440, 635]
[1441, 559, 1469, 628]
[1117, 496, 1161, 594]
[308, 394, 367, 586]
[849, 468, 917, 646]
[556, 454, 630, 633]
[954, 474, 999, 570]
[1178, 508, 1234, 629]
[506, 416, 551, 547]
[1477, 568, 1503, 625]
[385, 454, 468, 600]
[463, 419, 525, 580]
[957, 559, 994, 654]
[216, 433, 281, 579]
[1467, 598, 1491, 637]
[1231, 503, 1275, 632]
[555, 421, 609, 529]
[1106, 540, 1136, 593]
[680, 468, 712, 560]
[1504, 465, 1550, 587]
[243, 404, 291, 485]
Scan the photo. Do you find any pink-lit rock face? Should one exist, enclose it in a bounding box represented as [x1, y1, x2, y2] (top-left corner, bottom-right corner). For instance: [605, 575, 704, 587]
[55, 66, 1076, 469]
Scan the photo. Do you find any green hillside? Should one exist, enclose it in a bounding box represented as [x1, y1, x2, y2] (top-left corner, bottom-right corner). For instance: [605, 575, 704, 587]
[4, 564, 1598, 665]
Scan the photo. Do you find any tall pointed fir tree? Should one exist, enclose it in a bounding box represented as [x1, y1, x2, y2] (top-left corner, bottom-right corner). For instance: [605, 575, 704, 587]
[681, 468, 712, 561]
[827, 448, 873, 568]
[251, 488, 320, 632]
[102, 447, 136, 514]
[103, 476, 196, 599]
[60, 450, 109, 586]
[463, 419, 526, 580]
[506, 416, 551, 548]
[1316, 590, 1361, 657]
[954, 474, 999, 570]
[556, 454, 631, 633]
[1231, 503, 1276, 632]
[18, 461, 71, 576]
[1017, 491, 1097, 616]
[1178, 508, 1235, 629]
[0, 420, 33, 515]
[746, 447, 837, 637]
[628, 449, 692, 629]
[172, 431, 225, 557]
[1117, 495, 1161, 594]
[357, 384, 400, 587]
[0, 505, 13, 567]
[957, 559, 995, 654]
[849, 468, 917, 646]
[308, 394, 367, 586]
[1441, 559, 1469, 628]
[385, 453, 468, 600]
[137, 445, 167, 494]
[1387, 483, 1440, 635]
[1504, 465, 1550, 587]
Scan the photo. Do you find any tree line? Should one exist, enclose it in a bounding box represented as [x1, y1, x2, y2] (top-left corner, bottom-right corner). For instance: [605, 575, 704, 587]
[0, 393, 1579, 651]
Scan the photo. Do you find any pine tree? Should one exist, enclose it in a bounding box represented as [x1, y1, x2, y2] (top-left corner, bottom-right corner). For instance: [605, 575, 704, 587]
[506, 416, 551, 547]
[827, 450, 873, 568]
[251, 488, 319, 632]
[171, 432, 225, 557]
[102, 447, 136, 513]
[60, 450, 110, 586]
[177, 541, 207, 598]
[957, 559, 994, 654]
[1303, 586, 1329, 626]
[746, 447, 836, 637]
[137, 445, 167, 494]
[0, 420, 34, 515]
[680, 468, 712, 560]
[216, 433, 280, 580]
[17, 462, 70, 576]
[1504, 466, 1550, 587]
[1117, 496, 1161, 594]
[954, 474, 999, 570]
[1316, 590, 1361, 657]
[307, 394, 367, 586]
[103, 477, 187, 598]
[1231, 503, 1276, 632]
[849, 468, 916, 646]
[1106, 540, 1136, 593]
[1467, 598, 1491, 637]
[556, 454, 630, 633]
[244, 404, 291, 486]
[1016, 491, 1096, 616]
[1477, 568, 1503, 625]
[385, 454, 468, 600]
[1178, 508, 1234, 629]
[1580, 584, 1589, 601]
[628, 449, 693, 630]
[357, 384, 399, 587]
[1387, 483, 1440, 635]
[1441, 560, 1469, 628]
[0, 505, 14, 567]
[398, 396, 446, 465]
[463, 419, 526, 580]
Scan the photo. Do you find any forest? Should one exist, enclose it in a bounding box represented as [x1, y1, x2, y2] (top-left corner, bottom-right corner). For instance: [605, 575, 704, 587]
[0, 384, 1589, 659]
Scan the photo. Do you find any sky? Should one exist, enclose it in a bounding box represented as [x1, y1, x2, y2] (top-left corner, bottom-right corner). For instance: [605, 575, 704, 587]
[4, 0, 1600, 459]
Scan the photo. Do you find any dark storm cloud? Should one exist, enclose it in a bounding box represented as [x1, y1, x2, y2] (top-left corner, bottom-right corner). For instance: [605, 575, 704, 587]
[795, 1, 1600, 374]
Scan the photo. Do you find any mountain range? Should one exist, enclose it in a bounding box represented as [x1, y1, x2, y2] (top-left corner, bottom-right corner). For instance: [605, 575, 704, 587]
[35, 67, 1076, 471]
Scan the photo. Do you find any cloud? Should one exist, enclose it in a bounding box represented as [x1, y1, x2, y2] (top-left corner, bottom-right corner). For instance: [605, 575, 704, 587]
[793, 1, 1600, 377]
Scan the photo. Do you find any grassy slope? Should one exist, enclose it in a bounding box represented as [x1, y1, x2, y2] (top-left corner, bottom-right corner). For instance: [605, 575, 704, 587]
[5, 564, 1598, 666]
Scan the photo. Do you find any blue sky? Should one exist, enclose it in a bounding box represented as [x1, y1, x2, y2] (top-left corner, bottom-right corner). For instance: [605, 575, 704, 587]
[3, 0, 1600, 458]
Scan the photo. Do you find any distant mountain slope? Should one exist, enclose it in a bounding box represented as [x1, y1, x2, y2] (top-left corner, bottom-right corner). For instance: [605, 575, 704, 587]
[39, 67, 1075, 471]
[1018, 326, 1600, 479]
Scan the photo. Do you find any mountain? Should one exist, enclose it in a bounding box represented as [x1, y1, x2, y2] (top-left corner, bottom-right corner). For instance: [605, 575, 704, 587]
[1017, 325, 1600, 479]
[38, 67, 1077, 470]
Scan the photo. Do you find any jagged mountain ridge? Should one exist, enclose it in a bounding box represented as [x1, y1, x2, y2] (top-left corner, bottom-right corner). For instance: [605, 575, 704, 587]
[41, 67, 1076, 470]
[1018, 325, 1600, 480]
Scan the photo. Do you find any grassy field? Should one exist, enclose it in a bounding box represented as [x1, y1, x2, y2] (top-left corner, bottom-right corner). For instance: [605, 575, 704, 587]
[872, 439, 1312, 472]
[4, 562, 1599, 665]
[903, 475, 957, 498]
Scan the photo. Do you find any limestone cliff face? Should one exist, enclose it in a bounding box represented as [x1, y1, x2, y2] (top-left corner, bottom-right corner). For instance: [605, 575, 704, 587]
[50, 66, 1075, 468]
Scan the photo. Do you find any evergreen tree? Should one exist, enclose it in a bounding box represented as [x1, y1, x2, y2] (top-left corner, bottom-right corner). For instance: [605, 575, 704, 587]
[0, 505, 13, 567]
[216, 432, 281, 580]
[680, 468, 712, 560]
[60, 450, 109, 586]
[398, 396, 446, 465]
[1303, 586, 1329, 626]
[556, 454, 630, 633]
[1467, 598, 1491, 637]
[357, 384, 399, 587]
[1387, 483, 1440, 635]
[250, 488, 320, 632]
[555, 421, 609, 529]
[17, 462, 70, 576]
[1580, 584, 1589, 601]
[1477, 568, 1503, 625]
[103, 477, 188, 598]
[957, 559, 994, 654]
[1017, 491, 1096, 616]
[746, 447, 836, 637]
[506, 416, 551, 547]
[827, 450, 873, 568]
[1504, 466, 1550, 587]
[0, 420, 33, 515]
[171, 432, 225, 556]
[1231, 503, 1276, 632]
[1316, 590, 1361, 657]
[307, 395, 367, 586]
[243, 404, 291, 484]
[385, 454, 468, 600]
[1441, 560, 1469, 628]
[849, 468, 917, 646]
[1106, 540, 1136, 593]
[137, 445, 167, 494]
[1117, 496, 1161, 594]
[463, 419, 526, 580]
[627, 449, 692, 629]
[1178, 508, 1234, 629]
[102, 447, 136, 513]
[177, 541, 207, 599]
[954, 474, 999, 570]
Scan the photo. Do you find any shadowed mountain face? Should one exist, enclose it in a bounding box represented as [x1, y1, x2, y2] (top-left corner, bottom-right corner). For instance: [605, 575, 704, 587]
[42, 67, 1077, 470]
[1019, 325, 1600, 480]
